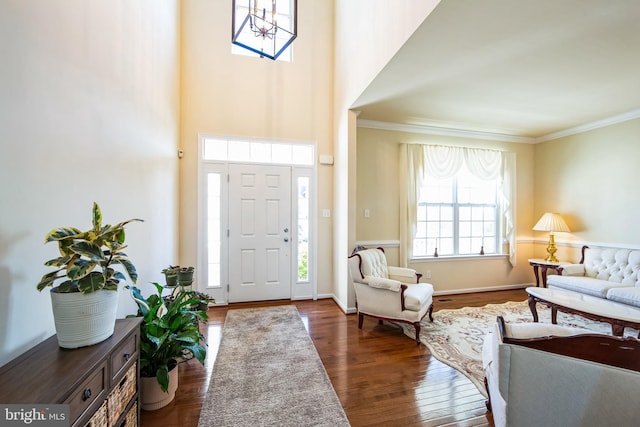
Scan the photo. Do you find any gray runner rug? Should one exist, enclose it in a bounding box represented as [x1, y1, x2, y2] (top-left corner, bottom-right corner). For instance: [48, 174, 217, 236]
[197, 305, 350, 427]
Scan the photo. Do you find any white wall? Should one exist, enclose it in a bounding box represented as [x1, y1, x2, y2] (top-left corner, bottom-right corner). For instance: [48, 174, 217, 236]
[0, 0, 181, 367]
[534, 118, 640, 261]
[333, 1, 441, 310]
[179, 0, 335, 297]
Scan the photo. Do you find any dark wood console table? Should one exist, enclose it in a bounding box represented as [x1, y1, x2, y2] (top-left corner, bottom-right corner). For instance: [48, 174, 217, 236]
[0, 318, 141, 427]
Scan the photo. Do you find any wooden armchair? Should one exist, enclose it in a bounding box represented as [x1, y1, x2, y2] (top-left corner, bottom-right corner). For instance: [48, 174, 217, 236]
[347, 247, 434, 344]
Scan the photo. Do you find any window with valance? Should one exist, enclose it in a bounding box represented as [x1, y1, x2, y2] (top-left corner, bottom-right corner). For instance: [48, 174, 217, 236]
[400, 144, 516, 266]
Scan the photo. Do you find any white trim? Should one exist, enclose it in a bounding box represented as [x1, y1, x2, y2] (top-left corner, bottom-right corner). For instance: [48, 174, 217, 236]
[333, 283, 531, 314]
[433, 283, 530, 296]
[533, 239, 640, 251]
[411, 254, 507, 263]
[292, 166, 318, 300]
[356, 238, 640, 252]
[355, 240, 400, 248]
[357, 109, 640, 144]
[196, 161, 229, 305]
[326, 294, 357, 314]
[535, 109, 640, 143]
[197, 133, 317, 304]
[357, 119, 536, 144]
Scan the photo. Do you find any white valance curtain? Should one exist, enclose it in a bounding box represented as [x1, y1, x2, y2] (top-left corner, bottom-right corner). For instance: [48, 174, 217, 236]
[400, 144, 516, 266]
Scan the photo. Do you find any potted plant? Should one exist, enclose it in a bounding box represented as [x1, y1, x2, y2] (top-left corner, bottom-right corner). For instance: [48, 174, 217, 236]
[177, 266, 195, 285]
[37, 202, 142, 348]
[161, 266, 179, 287]
[161, 265, 194, 287]
[126, 282, 208, 410]
[192, 291, 215, 311]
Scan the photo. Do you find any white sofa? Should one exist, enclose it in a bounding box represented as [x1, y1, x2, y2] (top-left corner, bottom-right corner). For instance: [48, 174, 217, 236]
[547, 245, 640, 308]
[482, 316, 640, 427]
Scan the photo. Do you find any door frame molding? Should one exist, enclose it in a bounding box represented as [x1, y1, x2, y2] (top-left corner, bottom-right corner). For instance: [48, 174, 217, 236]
[196, 134, 317, 305]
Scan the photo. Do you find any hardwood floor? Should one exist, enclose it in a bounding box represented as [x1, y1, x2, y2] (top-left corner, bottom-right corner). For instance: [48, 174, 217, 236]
[140, 288, 528, 427]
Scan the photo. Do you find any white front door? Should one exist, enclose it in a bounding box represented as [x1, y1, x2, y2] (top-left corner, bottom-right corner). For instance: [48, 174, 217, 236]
[228, 164, 292, 302]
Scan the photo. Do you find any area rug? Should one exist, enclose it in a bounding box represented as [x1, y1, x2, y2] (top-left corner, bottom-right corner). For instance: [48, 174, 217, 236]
[399, 300, 638, 398]
[197, 305, 350, 427]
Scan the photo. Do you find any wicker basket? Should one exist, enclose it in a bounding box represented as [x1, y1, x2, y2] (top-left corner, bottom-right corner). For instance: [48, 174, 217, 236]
[107, 362, 137, 427]
[123, 402, 137, 427]
[85, 400, 108, 427]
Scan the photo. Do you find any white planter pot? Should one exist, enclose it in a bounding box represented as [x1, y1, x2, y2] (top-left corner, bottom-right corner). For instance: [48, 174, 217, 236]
[140, 364, 179, 411]
[50, 289, 119, 348]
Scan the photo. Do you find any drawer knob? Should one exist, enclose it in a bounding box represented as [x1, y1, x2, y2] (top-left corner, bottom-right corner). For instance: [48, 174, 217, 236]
[82, 388, 92, 401]
[123, 352, 131, 362]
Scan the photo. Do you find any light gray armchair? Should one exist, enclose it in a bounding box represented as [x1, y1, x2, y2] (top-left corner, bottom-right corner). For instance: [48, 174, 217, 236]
[348, 247, 434, 343]
[483, 316, 640, 427]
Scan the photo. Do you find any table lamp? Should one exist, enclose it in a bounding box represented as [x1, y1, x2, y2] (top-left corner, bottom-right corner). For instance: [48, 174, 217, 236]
[533, 212, 571, 262]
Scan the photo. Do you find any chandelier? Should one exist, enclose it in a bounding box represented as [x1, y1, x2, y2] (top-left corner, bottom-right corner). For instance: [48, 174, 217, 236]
[232, 0, 297, 61]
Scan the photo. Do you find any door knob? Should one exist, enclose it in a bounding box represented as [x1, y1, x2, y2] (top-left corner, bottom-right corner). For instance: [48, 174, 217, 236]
[284, 238, 289, 242]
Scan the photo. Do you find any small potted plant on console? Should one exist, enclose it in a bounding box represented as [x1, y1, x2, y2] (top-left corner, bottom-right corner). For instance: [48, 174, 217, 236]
[37, 202, 142, 348]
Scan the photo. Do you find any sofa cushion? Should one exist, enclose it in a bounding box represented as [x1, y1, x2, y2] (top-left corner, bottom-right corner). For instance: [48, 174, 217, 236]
[403, 283, 434, 311]
[606, 287, 640, 308]
[548, 275, 632, 298]
[583, 247, 640, 285]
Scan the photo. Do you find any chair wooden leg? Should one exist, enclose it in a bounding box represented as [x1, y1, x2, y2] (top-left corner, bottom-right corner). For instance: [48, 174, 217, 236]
[484, 377, 492, 412]
[427, 303, 434, 322]
[358, 312, 364, 329]
[414, 322, 421, 345]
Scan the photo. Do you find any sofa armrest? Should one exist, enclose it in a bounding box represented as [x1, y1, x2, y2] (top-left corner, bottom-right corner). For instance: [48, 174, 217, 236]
[497, 344, 640, 427]
[388, 266, 420, 283]
[558, 263, 585, 276]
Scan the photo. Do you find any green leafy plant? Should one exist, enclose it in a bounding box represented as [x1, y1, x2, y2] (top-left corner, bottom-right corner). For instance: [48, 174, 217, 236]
[298, 249, 308, 281]
[192, 290, 215, 310]
[126, 282, 208, 392]
[37, 202, 143, 293]
[162, 265, 195, 287]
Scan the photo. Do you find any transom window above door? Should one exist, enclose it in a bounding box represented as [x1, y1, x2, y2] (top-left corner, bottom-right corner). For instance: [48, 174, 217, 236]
[202, 136, 313, 166]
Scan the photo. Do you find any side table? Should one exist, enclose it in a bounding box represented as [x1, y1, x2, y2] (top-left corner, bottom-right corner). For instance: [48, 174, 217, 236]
[528, 258, 565, 287]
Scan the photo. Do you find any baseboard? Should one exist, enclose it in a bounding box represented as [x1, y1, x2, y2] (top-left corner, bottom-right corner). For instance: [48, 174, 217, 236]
[433, 283, 531, 296]
[320, 293, 357, 314]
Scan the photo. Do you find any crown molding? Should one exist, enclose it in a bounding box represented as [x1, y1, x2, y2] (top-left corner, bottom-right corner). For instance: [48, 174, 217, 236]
[356, 119, 536, 143]
[534, 109, 640, 143]
[357, 109, 640, 144]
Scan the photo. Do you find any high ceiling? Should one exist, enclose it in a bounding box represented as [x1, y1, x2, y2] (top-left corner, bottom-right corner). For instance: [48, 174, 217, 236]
[352, 0, 640, 142]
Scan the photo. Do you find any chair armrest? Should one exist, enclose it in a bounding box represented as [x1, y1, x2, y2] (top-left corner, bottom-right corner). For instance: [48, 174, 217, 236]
[363, 276, 402, 292]
[388, 266, 420, 283]
[558, 263, 585, 276]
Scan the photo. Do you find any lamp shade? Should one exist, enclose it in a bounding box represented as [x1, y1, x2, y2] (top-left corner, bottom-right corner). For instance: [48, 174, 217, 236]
[532, 212, 571, 233]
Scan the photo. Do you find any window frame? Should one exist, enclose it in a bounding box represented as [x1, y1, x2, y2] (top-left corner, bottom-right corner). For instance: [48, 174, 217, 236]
[413, 170, 502, 259]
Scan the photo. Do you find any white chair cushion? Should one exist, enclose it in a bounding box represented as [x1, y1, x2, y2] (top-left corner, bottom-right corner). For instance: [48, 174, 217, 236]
[403, 283, 434, 311]
[356, 249, 390, 279]
[364, 276, 401, 292]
